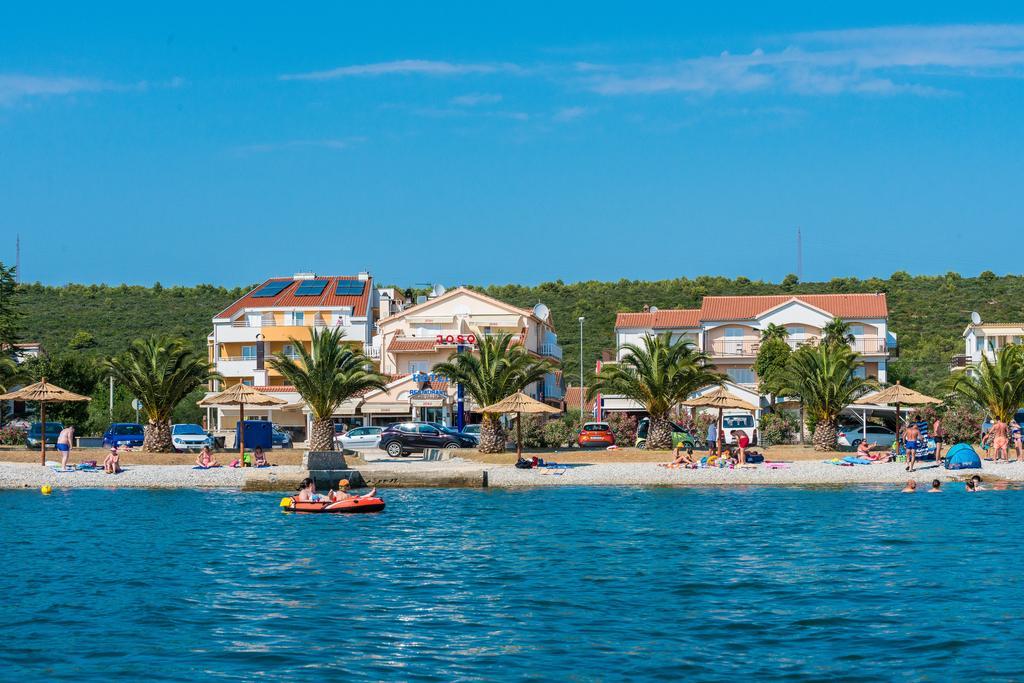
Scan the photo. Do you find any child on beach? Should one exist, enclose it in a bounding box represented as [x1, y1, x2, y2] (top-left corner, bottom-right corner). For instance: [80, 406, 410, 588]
[253, 447, 269, 467]
[103, 446, 122, 474]
[660, 441, 697, 468]
[195, 446, 220, 469]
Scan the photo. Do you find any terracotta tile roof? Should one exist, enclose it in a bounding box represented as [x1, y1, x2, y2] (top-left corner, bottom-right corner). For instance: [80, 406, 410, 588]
[252, 385, 297, 393]
[615, 309, 701, 330]
[388, 338, 438, 353]
[564, 386, 595, 412]
[699, 294, 888, 321]
[215, 275, 373, 320]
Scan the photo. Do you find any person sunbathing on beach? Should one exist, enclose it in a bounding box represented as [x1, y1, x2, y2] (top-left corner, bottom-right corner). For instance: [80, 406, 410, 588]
[195, 446, 220, 469]
[253, 447, 269, 467]
[901, 480, 917, 493]
[328, 478, 377, 502]
[660, 442, 697, 467]
[103, 446, 122, 474]
[857, 441, 892, 462]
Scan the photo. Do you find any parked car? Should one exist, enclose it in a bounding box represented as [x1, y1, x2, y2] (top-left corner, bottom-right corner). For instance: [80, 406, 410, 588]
[171, 423, 214, 452]
[635, 418, 699, 450]
[27, 421, 63, 448]
[721, 413, 758, 445]
[335, 426, 383, 450]
[838, 424, 897, 449]
[103, 423, 145, 449]
[271, 424, 293, 449]
[428, 422, 480, 445]
[463, 424, 481, 436]
[577, 422, 616, 448]
[379, 421, 477, 457]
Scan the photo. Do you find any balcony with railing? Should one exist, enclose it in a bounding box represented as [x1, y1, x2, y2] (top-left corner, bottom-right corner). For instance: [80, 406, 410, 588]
[538, 342, 563, 360]
[542, 373, 564, 401]
[709, 336, 890, 358]
[363, 343, 381, 360]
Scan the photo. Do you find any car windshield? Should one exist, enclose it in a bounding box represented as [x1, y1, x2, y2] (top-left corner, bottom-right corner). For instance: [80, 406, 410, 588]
[722, 416, 754, 429]
[113, 425, 144, 436]
[172, 424, 205, 435]
[32, 423, 63, 435]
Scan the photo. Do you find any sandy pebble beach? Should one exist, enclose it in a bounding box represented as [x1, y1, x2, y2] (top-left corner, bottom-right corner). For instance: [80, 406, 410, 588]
[2, 458, 1024, 490]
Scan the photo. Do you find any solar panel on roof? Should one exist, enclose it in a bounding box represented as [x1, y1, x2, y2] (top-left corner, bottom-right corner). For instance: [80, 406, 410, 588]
[335, 280, 365, 296]
[294, 279, 328, 297]
[251, 281, 291, 298]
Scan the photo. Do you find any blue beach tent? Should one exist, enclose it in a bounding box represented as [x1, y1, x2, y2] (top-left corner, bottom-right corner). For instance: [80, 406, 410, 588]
[944, 443, 982, 470]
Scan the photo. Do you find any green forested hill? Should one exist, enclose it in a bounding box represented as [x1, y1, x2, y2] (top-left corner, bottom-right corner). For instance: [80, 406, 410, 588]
[15, 271, 1024, 395]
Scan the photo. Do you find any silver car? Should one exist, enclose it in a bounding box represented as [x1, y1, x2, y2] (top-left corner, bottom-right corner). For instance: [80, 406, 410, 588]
[838, 424, 897, 448]
[335, 426, 383, 450]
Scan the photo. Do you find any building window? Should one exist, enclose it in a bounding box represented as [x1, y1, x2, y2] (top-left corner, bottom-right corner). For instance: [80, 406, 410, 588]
[725, 327, 744, 337]
[290, 312, 305, 326]
[241, 345, 256, 360]
[976, 337, 984, 352]
[786, 326, 804, 337]
[849, 325, 864, 337]
[725, 368, 756, 385]
[242, 379, 254, 386]
[408, 361, 429, 373]
[853, 365, 867, 379]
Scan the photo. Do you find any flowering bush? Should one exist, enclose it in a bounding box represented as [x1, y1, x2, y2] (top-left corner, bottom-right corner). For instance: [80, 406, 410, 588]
[758, 411, 798, 446]
[0, 425, 27, 446]
[937, 399, 985, 445]
[542, 413, 584, 448]
[606, 413, 638, 447]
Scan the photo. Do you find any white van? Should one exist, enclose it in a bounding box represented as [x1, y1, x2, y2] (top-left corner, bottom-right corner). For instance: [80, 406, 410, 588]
[720, 412, 757, 445]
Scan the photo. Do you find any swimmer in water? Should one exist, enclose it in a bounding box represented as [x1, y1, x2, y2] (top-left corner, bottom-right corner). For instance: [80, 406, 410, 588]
[966, 475, 984, 492]
[927, 479, 942, 493]
[901, 480, 917, 493]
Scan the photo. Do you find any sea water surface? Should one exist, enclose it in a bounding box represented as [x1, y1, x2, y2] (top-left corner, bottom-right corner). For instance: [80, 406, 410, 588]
[2, 486, 1022, 681]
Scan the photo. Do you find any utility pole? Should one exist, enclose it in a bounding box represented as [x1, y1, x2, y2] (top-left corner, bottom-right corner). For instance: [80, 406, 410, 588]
[15, 233, 20, 283]
[796, 227, 803, 281]
[578, 317, 586, 422]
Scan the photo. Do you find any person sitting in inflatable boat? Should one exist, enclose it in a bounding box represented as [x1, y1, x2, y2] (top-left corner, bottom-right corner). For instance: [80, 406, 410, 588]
[296, 477, 377, 503]
[328, 478, 377, 502]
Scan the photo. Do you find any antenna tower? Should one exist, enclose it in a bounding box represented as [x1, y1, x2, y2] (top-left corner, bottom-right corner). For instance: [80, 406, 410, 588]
[796, 227, 803, 281]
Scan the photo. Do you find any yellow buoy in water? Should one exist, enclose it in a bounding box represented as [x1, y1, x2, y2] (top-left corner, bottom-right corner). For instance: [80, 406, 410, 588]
[40, 485, 52, 495]
[279, 497, 293, 508]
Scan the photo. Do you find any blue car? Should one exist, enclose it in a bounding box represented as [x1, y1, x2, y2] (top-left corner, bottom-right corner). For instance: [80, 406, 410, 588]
[272, 424, 293, 448]
[27, 421, 64, 448]
[103, 423, 145, 449]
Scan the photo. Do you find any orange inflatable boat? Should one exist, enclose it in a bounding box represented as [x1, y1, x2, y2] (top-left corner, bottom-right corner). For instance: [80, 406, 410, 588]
[281, 496, 386, 513]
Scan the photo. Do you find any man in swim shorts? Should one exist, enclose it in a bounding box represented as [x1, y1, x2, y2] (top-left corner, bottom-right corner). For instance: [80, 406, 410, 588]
[56, 424, 75, 471]
[903, 422, 921, 472]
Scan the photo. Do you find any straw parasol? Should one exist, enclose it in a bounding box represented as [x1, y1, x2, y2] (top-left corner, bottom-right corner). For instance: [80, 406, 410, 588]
[854, 381, 941, 439]
[0, 378, 91, 465]
[479, 392, 561, 458]
[199, 384, 287, 459]
[682, 387, 758, 455]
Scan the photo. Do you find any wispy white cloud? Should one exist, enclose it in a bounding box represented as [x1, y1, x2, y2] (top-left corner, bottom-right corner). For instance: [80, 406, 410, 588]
[0, 74, 112, 105]
[450, 92, 503, 106]
[233, 137, 366, 154]
[581, 24, 1024, 97]
[281, 59, 520, 81]
[553, 106, 589, 121]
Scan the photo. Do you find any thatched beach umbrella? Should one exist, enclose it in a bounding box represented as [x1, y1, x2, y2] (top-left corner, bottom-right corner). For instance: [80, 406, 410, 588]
[479, 392, 561, 458]
[854, 381, 941, 443]
[0, 378, 91, 465]
[199, 384, 287, 460]
[683, 387, 757, 455]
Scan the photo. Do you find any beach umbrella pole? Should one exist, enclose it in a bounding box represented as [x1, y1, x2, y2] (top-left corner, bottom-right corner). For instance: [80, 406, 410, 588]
[40, 402, 46, 466]
[717, 407, 723, 455]
[239, 403, 245, 461]
[516, 411, 522, 458]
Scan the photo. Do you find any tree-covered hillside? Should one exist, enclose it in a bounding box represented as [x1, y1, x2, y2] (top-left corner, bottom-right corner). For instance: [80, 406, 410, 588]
[14, 271, 1024, 395]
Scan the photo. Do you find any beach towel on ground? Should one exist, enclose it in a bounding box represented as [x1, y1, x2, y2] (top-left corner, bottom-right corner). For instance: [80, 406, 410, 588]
[843, 456, 874, 465]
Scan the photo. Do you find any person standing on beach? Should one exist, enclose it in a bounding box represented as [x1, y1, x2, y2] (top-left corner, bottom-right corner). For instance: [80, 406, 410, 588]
[904, 422, 921, 472]
[990, 418, 1009, 462]
[1010, 420, 1022, 462]
[706, 420, 718, 456]
[56, 424, 75, 471]
[933, 417, 946, 462]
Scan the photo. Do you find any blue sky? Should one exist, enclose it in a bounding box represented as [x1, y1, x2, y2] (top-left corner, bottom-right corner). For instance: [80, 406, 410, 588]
[2, 2, 1023, 287]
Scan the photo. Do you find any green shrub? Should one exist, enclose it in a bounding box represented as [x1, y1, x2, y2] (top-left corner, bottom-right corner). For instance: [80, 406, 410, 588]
[507, 414, 549, 449]
[542, 413, 583, 448]
[758, 411, 798, 446]
[938, 398, 985, 445]
[0, 425, 26, 446]
[606, 412, 638, 446]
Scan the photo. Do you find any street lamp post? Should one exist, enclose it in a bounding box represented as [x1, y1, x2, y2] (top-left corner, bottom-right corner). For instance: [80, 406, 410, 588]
[578, 316, 586, 422]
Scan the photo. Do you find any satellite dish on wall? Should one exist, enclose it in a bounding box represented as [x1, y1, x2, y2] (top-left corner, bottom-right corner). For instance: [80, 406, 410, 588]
[431, 283, 447, 298]
[971, 311, 982, 325]
[533, 303, 550, 321]
[649, 306, 659, 313]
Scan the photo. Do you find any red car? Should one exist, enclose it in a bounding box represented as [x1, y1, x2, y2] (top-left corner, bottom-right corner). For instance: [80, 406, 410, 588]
[577, 422, 615, 448]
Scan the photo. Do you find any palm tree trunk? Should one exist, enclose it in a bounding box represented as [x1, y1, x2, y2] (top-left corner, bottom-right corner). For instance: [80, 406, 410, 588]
[144, 419, 173, 452]
[812, 420, 838, 451]
[309, 418, 335, 451]
[478, 412, 506, 454]
[647, 415, 674, 450]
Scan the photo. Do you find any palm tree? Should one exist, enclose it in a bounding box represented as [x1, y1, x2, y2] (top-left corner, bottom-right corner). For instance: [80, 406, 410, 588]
[105, 336, 221, 452]
[952, 345, 1024, 423]
[433, 333, 554, 453]
[761, 323, 789, 342]
[268, 327, 389, 451]
[587, 332, 724, 450]
[821, 317, 855, 348]
[782, 343, 874, 451]
[0, 356, 21, 426]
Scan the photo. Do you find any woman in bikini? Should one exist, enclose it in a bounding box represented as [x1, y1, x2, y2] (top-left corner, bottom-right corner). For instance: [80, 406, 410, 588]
[195, 446, 220, 468]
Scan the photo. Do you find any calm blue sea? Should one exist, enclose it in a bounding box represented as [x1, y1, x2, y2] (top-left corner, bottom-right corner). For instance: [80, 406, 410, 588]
[2, 486, 1021, 681]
